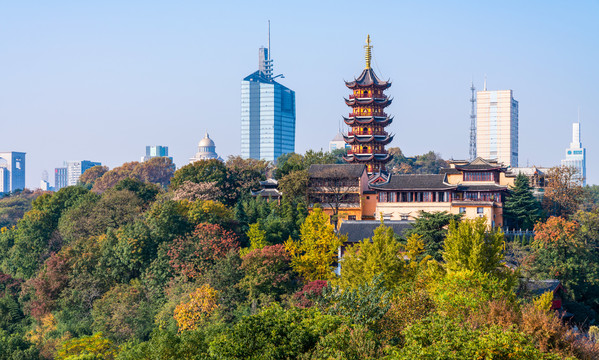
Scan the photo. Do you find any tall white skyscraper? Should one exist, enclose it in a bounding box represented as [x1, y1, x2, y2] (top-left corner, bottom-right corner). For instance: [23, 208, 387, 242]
[476, 89, 519, 167]
[562, 122, 586, 186]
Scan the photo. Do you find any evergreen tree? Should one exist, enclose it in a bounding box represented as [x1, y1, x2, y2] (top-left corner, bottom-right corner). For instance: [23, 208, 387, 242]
[504, 173, 543, 230]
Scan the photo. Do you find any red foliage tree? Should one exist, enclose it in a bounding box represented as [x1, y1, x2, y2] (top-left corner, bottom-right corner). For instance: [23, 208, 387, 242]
[167, 223, 239, 280]
[22, 252, 71, 320]
[293, 280, 328, 308]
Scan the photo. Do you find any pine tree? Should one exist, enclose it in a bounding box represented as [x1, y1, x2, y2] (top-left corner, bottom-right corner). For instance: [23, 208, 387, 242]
[503, 173, 543, 230]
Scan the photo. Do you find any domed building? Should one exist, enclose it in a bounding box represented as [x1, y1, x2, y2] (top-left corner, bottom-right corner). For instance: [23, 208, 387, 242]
[190, 132, 223, 163]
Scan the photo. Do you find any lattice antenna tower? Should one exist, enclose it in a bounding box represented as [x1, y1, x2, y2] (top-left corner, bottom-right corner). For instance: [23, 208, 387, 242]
[469, 81, 477, 161]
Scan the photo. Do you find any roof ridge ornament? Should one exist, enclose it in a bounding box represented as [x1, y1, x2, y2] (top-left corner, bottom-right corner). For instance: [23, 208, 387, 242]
[365, 35, 372, 69]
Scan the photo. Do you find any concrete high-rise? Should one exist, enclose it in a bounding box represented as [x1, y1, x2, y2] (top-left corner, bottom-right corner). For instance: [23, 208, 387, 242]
[476, 89, 518, 167]
[562, 122, 586, 186]
[0, 152, 26, 193]
[66, 160, 101, 186]
[241, 39, 295, 162]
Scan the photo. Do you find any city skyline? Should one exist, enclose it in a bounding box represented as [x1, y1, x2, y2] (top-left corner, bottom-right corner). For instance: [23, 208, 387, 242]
[1, 1, 598, 188]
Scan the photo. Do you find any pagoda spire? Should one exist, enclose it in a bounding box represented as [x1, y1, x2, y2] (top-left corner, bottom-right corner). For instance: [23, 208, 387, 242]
[364, 35, 372, 69]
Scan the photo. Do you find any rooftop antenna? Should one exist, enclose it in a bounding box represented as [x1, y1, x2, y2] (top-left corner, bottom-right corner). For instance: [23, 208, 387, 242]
[469, 81, 477, 161]
[268, 20, 271, 62]
[483, 74, 487, 91]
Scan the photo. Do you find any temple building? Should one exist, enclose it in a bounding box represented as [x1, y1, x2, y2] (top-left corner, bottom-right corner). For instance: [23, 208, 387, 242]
[190, 132, 223, 163]
[372, 157, 511, 228]
[343, 35, 393, 174]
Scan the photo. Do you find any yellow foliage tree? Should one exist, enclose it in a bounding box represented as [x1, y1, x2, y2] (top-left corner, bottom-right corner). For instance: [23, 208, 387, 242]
[56, 333, 117, 360]
[285, 208, 345, 281]
[336, 222, 406, 289]
[533, 291, 554, 313]
[173, 284, 219, 332]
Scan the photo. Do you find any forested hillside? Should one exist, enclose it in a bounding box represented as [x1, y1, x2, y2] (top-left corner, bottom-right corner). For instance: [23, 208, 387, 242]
[0, 155, 598, 359]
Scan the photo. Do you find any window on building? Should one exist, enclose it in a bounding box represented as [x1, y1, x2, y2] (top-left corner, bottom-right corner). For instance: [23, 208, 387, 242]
[477, 207, 484, 214]
[348, 215, 356, 221]
[464, 172, 494, 181]
[400, 214, 409, 221]
[459, 207, 466, 214]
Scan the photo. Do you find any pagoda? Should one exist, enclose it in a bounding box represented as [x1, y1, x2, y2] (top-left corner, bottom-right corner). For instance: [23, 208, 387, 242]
[343, 35, 393, 173]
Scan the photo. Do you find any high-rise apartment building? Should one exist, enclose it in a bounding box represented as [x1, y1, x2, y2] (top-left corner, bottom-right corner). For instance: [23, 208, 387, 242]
[66, 160, 101, 186]
[562, 122, 586, 186]
[55, 167, 67, 190]
[476, 89, 518, 167]
[241, 43, 295, 162]
[0, 152, 26, 193]
[141, 146, 171, 162]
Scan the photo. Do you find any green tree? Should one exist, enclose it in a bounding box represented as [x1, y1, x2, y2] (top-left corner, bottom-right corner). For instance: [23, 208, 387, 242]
[336, 222, 406, 289]
[442, 218, 504, 275]
[170, 159, 237, 206]
[285, 208, 344, 281]
[404, 211, 462, 261]
[277, 169, 309, 202]
[504, 173, 543, 230]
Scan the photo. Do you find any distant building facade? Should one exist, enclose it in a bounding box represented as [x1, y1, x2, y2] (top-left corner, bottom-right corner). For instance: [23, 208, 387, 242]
[241, 43, 295, 162]
[55, 167, 67, 191]
[190, 133, 223, 163]
[0, 152, 26, 193]
[561, 122, 586, 186]
[66, 160, 101, 186]
[329, 132, 347, 152]
[476, 89, 519, 167]
[141, 146, 171, 162]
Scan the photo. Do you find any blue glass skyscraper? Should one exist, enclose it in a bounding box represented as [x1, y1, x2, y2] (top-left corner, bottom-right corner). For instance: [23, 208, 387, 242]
[241, 45, 295, 162]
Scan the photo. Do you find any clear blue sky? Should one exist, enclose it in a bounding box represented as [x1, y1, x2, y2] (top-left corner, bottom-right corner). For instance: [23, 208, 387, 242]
[1, 1, 598, 188]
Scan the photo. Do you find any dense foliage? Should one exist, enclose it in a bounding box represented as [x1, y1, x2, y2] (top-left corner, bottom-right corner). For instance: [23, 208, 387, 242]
[0, 154, 597, 359]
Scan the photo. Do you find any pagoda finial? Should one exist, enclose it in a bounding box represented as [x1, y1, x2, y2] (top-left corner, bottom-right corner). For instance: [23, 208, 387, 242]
[364, 35, 372, 69]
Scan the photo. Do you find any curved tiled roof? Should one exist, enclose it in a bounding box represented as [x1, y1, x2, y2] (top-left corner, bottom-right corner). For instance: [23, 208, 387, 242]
[338, 220, 413, 243]
[308, 164, 366, 179]
[370, 174, 456, 190]
[345, 68, 391, 89]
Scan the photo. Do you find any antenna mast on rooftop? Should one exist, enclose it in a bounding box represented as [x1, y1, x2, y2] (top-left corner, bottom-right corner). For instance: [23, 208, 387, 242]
[469, 81, 477, 161]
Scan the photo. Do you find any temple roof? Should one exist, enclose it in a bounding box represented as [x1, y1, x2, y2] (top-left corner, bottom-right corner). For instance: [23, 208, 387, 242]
[345, 68, 391, 89]
[343, 134, 394, 145]
[339, 220, 413, 243]
[345, 97, 392, 107]
[457, 184, 508, 191]
[308, 164, 366, 179]
[449, 157, 506, 172]
[370, 174, 455, 190]
[343, 116, 393, 127]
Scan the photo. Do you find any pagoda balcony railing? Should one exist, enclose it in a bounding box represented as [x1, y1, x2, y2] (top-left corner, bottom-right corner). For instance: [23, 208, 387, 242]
[347, 130, 386, 136]
[347, 149, 388, 155]
[349, 112, 387, 118]
[349, 94, 386, 100]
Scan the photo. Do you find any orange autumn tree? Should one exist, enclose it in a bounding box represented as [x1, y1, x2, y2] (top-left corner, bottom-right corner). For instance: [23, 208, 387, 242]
[527, 216, 599, 302]
[173, 284, 219, 332]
